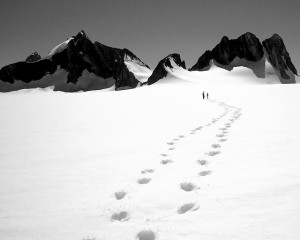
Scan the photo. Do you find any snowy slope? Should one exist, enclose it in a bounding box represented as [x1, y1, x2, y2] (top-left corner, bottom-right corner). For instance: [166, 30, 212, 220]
[0, 75, 300, 240]
[124, 54, 152, 83]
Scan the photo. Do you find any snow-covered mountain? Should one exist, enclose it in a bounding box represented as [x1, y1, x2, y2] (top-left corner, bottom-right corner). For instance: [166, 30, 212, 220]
[147, 54, 186, 85]
[189, 32, 298, 84]
[0, 31, 299, 92]
[0, 31, 152, 92]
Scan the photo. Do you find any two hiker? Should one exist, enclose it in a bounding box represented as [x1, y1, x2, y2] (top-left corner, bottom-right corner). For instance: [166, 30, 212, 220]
[202, 91, 209, 99]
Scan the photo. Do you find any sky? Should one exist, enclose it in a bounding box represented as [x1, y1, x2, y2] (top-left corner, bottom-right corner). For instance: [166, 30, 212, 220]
[0, 0, 299, 70]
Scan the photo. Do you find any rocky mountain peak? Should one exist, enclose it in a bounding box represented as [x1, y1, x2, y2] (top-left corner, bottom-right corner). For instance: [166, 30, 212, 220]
[0, 30, 152, 92]
[190, 32, 298, 83]
[147, 53, 185, 85]
[262, 33, 298, 83]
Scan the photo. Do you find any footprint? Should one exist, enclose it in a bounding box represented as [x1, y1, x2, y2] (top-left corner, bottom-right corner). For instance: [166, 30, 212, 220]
[195, 127, 202, 130]
[177, 202, 199, 214]
[199, 170, 212, 176]
[219, 139, 227, 142]
[207, 151, 220, 156]
[167, 142, 174, 145]
[161, 154, 168, 157]
[138, 178, 151, 184]
[111, 211, 129, 221]
[212, 144, 221, 148]
[219, 128, 227, 130]
[161, 159, 173, 165]
[115, 191, 126, 200]
[169, 148, 175, 150]
[136, 230, 156, 240]
[141, 169, 154, 174]
[197, 159, 207, 165]
[216, 134, 225, 137]
[179, 135, 185, 138]
[173, 138, 179, 141]
[180, 182, 197, 192]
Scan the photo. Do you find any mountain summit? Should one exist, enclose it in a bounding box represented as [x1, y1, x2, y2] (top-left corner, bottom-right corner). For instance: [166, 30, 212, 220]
[262, 34, 298, 82]
[147, 54, 186, 85]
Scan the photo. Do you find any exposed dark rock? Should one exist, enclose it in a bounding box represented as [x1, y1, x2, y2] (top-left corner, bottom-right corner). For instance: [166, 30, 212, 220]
[211, 36, 236, 65]
[147, 53, 185, 85]
[26, 51, 41, 62]
[190, 32, 298, 83]
[0, 59, 57, 84]
[189, 50, 212, 71]
[262, 34, 298, 83]
[114, 60, 138, 89]
[190, 32, 264, 71]
[235, 32, 264, 61]
[0, 30, 151, 92]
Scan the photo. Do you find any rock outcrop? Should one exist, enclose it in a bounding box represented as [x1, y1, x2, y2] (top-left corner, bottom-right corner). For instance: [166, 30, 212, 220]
[147, 53, 186, 85]
[25, 51, 41, 62]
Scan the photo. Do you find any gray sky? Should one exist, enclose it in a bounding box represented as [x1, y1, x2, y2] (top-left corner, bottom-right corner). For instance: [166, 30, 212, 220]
[1, 0, 299, 70]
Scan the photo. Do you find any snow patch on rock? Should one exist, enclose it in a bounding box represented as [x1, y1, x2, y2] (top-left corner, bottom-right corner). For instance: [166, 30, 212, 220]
[124, 54, 152, 83]
[48, 38, 73, 56]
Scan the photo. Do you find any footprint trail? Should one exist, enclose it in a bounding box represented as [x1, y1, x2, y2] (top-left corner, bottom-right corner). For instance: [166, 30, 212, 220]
[105, 99, 242, 239]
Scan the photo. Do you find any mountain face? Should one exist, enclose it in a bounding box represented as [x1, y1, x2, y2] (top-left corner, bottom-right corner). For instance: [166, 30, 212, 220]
[190, 32, 298, 83]
[147, 53, 186, 85]
[0, 31, 152, 92]
[190, 33, 264, 71]
[262, 34, 298, 83]
[0, 31, 298, 92]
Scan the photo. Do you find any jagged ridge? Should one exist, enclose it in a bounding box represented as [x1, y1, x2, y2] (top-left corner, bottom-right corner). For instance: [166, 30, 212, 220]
[0, 31, 151, 92]
[190, 32, 298, 84]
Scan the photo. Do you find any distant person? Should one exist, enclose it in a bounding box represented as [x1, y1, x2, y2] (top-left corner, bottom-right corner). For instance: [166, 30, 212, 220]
[206, 93, 209, 99]
[202, 91, 205, 100]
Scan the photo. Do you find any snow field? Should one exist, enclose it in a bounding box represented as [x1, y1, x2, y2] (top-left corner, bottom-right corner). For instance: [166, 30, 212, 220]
[0, 78, 300, 240]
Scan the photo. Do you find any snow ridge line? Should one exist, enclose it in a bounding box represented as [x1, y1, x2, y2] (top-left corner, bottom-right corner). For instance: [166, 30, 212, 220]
[106, 99, 242, 240]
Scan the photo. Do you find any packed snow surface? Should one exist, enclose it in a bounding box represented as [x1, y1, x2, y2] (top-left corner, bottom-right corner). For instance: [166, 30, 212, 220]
[0, 70, 300, 240]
